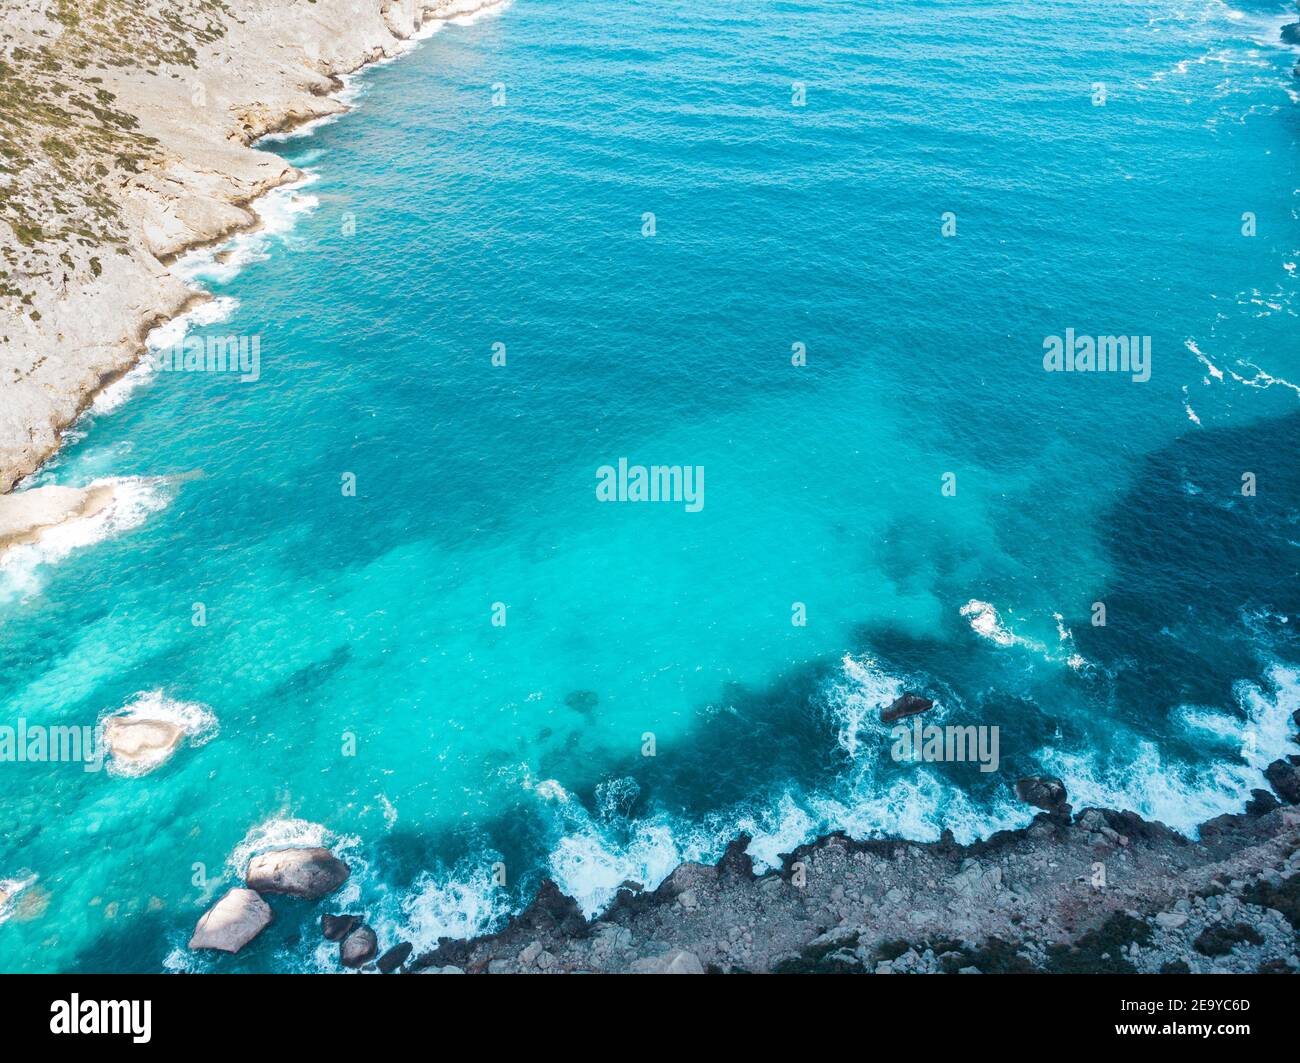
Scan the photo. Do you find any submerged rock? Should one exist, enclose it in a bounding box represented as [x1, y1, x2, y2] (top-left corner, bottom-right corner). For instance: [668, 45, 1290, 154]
[564, 690, 599, 713]
[340, 925, 378, 968]
[321, 913, 360, 941]
[246, 847, 349, 900]
[377, 942, 413, 974]
[188, 888, 272, 953]
[1016, 775, 1069, 812]
[880, 693, 934, 723]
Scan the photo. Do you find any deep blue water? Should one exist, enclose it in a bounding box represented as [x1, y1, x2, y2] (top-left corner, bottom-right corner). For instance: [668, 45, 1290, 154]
[1, 0, 1298, 971]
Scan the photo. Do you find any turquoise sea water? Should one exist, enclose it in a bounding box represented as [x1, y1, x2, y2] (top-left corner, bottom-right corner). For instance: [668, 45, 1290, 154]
[2, 0, 1299, 971]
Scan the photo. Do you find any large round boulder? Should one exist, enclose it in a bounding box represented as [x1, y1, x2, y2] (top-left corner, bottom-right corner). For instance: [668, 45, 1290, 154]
[246, 847, 349, 900]
[340, 925, 378, 968]
[188, 888, 272, 953]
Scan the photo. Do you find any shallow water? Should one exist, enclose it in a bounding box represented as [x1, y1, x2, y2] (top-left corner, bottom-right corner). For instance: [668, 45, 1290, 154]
[2, 0, 1299, 971]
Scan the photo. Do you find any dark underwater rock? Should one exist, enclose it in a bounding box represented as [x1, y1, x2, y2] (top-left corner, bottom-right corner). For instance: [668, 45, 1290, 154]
[564, 690, 599, 713]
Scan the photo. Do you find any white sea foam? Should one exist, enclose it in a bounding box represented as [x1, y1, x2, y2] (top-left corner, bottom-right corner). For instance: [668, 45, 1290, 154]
[1039, 662, 1299, 834]
[226, 816, 355, 879]
[0, 872, 37, 926]
[92, 297, 241, 415]
[822, 653, 905, 756]
[395, 860, 514, 951]
[814, 771, 1030, 847]
[961, 599, 1093, 670]
[171, 173, 320, 288]
[98, 690, 218, 778]
[0, 476, 171, 598]
[961, 599, 1040, 651]
[1187, 338, 1300, 397]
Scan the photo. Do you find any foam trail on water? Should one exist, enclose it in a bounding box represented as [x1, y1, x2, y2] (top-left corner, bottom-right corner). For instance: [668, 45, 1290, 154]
[822, 653, 905, 757]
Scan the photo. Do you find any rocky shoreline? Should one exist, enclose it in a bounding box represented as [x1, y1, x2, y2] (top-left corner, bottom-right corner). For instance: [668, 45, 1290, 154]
[0, 0, 503, 546]
[398, 754, 1300, 974]
[171, 689, 1300, 974]
[202, 712, 1299, 975]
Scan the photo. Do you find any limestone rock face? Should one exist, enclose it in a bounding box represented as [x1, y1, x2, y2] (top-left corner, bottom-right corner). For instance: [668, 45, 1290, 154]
[246, 847, 349, 900]
[629, 949, 705, 974]
[188, 888, 272, 953]
[1, 1, 489, 495]
[0, 484, 117, 554]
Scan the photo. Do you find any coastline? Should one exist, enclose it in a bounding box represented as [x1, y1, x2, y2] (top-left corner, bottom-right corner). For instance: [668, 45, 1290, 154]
[0, 0, 506, 528]
[402, 754, 1300, 974]
[4, 1, 1300, 977]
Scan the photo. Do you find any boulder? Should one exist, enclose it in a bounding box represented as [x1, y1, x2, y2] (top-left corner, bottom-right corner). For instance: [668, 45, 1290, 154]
[1016, 775, 1069, 812]
[188, 888, 272, 953]
[377, 941, 413, 974]
[246, 847, 349, 900]
[102, 717, 185, 776]
[880, 693, 934, 723]
[321, 913, 359, 941]
[340, 924, 378, 968]
[629, 949, 705, 974]
[1284, 21, 1300, 46]
[1245, 789, 1280, 816]
[1264, 759, 1300, 805]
